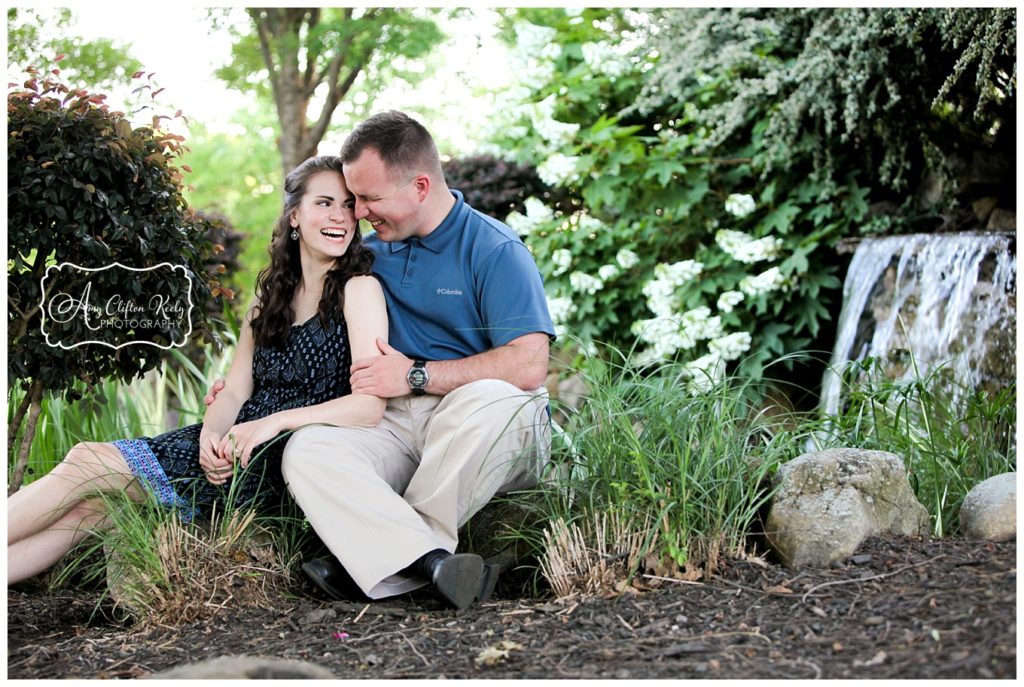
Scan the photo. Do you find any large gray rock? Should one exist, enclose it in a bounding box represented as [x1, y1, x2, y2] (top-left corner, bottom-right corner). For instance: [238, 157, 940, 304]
[149, 655, 335, 679]
[766, 448, 930, 567]
[960, 472, 1016, 541]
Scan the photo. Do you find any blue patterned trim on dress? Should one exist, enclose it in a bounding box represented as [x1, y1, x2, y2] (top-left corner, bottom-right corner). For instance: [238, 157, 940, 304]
[113, 439, 197, 522]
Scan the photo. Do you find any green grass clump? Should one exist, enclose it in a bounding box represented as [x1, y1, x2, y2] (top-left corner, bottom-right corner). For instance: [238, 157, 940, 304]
[524, 347, 816, 596]
[56, 486, 306, 626]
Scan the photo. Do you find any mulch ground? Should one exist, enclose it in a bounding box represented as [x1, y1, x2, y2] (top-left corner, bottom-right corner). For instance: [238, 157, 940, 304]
[7, 534, 1016, 679]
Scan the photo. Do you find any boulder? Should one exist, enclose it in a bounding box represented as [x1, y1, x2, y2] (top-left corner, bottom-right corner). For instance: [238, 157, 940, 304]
[986, 208, 1016, 232]
[960, 472, 1016, 541]
[148, 655, 335, 679]
[971, 196, 999, 225]
[766, 448, 930, 567]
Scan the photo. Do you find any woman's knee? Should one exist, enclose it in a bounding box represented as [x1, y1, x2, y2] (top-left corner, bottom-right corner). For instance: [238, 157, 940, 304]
[58, 442, 131, 484]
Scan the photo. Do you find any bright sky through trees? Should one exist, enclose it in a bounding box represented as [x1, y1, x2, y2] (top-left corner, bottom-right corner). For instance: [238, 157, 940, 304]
[63, 7, 513, 156]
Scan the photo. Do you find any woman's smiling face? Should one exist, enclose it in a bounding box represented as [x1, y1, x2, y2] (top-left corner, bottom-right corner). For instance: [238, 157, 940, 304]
[291, 171, 357, 259]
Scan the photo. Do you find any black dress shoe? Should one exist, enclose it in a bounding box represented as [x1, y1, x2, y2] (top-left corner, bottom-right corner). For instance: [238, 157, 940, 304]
[429, 553, 485, 610]
[301, 557, 362, 601]
[476, 562, 500, 604]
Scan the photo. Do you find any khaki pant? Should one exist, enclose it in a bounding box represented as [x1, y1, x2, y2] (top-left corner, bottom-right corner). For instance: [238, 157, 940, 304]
[281, 379, 551, 599]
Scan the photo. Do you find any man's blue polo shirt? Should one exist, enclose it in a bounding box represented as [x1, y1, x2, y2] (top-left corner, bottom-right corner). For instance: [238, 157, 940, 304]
[365, 190, 555, 361]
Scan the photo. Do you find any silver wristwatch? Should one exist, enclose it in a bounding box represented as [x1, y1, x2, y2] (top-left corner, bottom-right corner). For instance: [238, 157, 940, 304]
[407, 359, 429, 395]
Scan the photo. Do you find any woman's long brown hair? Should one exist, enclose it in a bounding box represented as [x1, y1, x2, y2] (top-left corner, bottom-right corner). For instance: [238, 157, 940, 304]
[249, 155, 374, 349]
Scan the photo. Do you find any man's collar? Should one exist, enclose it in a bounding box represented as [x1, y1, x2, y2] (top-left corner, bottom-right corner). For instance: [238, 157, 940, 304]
[390, 190, 465, 254]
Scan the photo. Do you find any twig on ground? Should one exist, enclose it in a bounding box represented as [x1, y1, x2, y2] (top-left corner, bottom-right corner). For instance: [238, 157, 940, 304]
[641, 574, 705, 586]
[400, 631, 430, 667]
[801, 556, 946, 603]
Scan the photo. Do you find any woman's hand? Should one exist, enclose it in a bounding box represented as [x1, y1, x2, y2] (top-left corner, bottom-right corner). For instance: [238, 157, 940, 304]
[217, 416, 283, 469]
[199, 430, 234, 485]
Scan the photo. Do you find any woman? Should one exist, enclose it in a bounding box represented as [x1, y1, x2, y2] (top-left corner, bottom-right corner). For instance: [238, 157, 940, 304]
[8, 155, 388, 585]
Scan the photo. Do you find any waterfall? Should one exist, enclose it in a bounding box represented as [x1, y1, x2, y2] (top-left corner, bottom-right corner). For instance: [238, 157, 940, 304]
[820, 232, 1016, 417]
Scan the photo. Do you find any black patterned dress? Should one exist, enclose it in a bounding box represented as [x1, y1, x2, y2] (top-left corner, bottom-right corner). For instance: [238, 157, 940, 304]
[113, 313, 352, 520]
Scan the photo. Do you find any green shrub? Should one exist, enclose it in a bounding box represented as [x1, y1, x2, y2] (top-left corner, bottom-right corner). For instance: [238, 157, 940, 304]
[483, 8, 1014, 390]
[7, 67, 230, 491]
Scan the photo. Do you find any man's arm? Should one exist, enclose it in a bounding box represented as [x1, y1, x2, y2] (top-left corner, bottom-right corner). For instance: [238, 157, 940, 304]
[349, 332, 550, 398]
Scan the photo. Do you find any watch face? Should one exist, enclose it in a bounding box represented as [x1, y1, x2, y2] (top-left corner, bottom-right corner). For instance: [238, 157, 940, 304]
[408, 368, 428, 388]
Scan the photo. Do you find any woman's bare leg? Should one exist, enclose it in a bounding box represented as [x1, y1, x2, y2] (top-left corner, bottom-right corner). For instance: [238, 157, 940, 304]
[8, 441, 139, 546]
[7, 497, 111, 585]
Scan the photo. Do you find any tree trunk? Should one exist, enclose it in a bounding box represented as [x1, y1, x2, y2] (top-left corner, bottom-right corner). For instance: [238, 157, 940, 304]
[8, 379, 44, 495]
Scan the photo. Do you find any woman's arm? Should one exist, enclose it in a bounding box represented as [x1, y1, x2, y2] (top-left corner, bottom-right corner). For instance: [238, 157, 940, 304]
[227, 276, 389, 467]
[200, 303, 257, 481]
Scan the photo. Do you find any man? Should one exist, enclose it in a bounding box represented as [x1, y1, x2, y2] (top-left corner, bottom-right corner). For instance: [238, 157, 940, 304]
[213, 111, 554, 610]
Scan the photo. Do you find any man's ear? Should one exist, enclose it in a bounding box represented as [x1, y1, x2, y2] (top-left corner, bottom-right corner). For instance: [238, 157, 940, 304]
[413, 174, 430, 202]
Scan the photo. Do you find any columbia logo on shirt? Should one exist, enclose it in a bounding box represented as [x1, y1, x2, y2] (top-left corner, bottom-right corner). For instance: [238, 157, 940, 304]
[436, 288, 464, 296]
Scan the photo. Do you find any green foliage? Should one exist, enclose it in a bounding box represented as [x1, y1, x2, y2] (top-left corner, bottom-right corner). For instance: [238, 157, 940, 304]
[180, 115, 283, 308]
[212, 7, 448, 172]
[8, 331, 235, 488]
[7, 8, 143, 90]
[484, 8, 1014, 385]
[7, 69, 227, 402]
[485, 11, 858, 381]
[632, 8, 1015, 192]
[820, 357, 1016, 537]
[216, 8, 445, 99]
[521, 345, 814, 583]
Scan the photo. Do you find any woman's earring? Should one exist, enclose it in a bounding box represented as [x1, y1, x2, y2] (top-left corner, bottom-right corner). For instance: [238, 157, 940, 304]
[290, 229, 299, 240]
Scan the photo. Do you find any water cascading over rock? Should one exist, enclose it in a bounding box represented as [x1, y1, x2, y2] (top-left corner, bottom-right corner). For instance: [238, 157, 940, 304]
[821, 232, 1016, 417]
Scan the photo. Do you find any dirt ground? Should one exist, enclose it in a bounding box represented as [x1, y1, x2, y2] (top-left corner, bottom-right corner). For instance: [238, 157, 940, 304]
[6, 534, 1016, 679]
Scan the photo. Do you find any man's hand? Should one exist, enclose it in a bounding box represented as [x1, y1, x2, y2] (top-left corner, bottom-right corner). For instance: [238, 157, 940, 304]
[204, 378, 226, 407]
[350, 337, 413, 398]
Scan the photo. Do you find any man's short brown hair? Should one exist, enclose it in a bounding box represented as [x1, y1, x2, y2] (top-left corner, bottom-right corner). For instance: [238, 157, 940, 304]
[340, 110, 442, 181]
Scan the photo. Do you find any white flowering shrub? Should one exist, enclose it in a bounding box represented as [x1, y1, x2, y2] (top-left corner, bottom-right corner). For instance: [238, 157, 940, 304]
[478, 8, 1013, 381]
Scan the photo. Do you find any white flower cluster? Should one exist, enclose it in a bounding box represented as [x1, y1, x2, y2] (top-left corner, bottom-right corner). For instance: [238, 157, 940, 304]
[739, 266, 786, 297]
[551, 248, 573, 276]
[616, 248, 640, 269]
[505, 197, 554, 236]
[641, 259, 703, 316]
[538, 153, 581, 186]
[580, 41, 632, 78]
[631, 305, 724, 362]
[682, 353, 726, 392]
[716, 290, 744, 313]
[708, 331, 752, 360]
[715, 229, 783, 264]
[724, 193, 757, 218]
[630, 256, 759, 369]
[569, 271, 603, 295]
[680, 331, 752, 393]
[547, 295, 577, 325]
[598, 264, 619, 281]
[577, 213, 605, 234]
[505, 211, 532, 236]
[510, 22, 560, 83]
[531, 95, 580, 149]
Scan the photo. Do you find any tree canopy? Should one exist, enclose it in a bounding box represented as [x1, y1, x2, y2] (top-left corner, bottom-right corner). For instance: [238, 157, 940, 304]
[7, 8, 142, 90]
[214, 7, 446, 175]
